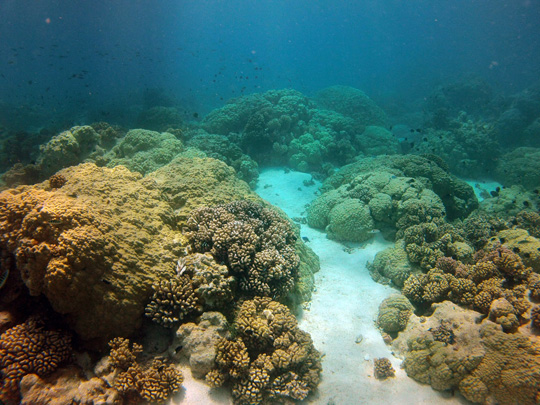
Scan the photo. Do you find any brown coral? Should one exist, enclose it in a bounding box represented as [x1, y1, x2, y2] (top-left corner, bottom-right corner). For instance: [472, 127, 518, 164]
[114, 359, 183, 402]
[186, 200, 299, 300]
[108, 338, 183, 402]
[373, 357, 395, 379]
[48, 173, 67, 189]
[145, 276, 201, 328]
[0, 163, 184, 344]
[207, 297, 322, 404]
[0, 316, 71, 402]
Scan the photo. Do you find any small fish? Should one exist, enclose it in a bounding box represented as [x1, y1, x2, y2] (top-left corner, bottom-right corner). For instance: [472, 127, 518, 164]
[369, 229, 381, 234]
[302, 236, 310, 242]
[193, 112, 199, 118]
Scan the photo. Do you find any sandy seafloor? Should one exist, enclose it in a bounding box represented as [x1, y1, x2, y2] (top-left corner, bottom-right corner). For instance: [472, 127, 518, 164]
[170, 168, 471, 405]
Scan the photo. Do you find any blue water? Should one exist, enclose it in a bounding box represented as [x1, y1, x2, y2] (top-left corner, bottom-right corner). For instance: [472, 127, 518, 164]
[1, 0, 539, 129]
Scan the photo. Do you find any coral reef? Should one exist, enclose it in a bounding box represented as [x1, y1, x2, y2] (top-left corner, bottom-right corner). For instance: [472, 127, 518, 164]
[186, 200, 299, 300]
[2, 126, 102, 187]
[200, 87, 391, 176]
[0, 163, 184, 343]
[486, 229, 540, 273]
[0, 316, 72, 403]
[186, 130, 259, 188]
[145, 253, 236, 328]
[494, 81, 540, 147]
[478, 185, 539, 218]
[145, 276, 202, 328]
[314, 85, 388, 127]
[411, 114, 499, 178]
[320, 154, 478, 221]
[367, 240, 419, 287]
[135, 106, 183, 132]
[373, 358, 395, 380]
[402, 246, 533, 331]
[424, 75, 496, 123]
[402, 219, 471, 269]
[205, 297, 322, 404]
[143, 155, 256, 225]
[19, 367, 120, 405]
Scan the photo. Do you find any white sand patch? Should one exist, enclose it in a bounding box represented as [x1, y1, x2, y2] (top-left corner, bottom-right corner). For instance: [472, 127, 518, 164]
[464, 178, 502, 202]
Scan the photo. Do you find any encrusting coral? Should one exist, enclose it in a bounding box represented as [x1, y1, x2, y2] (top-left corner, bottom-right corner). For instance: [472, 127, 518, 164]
[393, 301, 540, 404]
[108, 337, 183, 402]
[186, 200, 299, 301]
[205, 297, 322, 404]
[0, 315, 72, 403]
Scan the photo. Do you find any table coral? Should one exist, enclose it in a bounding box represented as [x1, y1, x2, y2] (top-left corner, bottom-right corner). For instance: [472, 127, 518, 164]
[186, 200, 299, 300]
[0, 316, 71, 402]
[206, 297, 322, 405]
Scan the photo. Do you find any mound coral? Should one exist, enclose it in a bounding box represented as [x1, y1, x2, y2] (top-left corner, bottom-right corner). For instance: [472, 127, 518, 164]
[104, 128, 184, 175]
[307, 168, 447, 243]
[0, 163, 184, 343]
[0, 316, 71, 402]
[367, 240, 420, 287]
[186, 131, 259, 188]
[393, 301, 540, 404]
[320, 154, 478, 220]
[314, 85, 388, 127]
[174, 311, 230, 378]
[200, 88, 391, 175]
[377, 294, 414, 334]
[205, 297, 322, 404]
[186, 200, 299, 300]
[2, 126, 102, 187]
[373, 358, 395, 380]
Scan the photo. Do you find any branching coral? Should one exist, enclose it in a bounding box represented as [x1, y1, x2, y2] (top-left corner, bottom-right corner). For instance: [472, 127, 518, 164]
[108, 337, 183, 402]
[403, 246, 534, 331]
[145, 276, 202, 328]
[0, 316, 72, 402]
[206, 297, 322, 404]
[186, 200, 299, 300]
